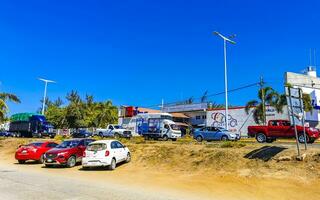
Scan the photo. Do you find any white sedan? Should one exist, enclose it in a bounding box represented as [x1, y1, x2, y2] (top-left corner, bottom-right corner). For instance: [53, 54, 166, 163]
[82, 140, 131, 170]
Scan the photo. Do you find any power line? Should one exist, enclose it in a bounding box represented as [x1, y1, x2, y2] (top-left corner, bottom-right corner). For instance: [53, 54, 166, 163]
[140, 81, 260, 109]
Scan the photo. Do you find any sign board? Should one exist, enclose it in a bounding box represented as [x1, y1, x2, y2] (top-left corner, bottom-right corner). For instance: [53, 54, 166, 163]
[163, 103, 207, 113]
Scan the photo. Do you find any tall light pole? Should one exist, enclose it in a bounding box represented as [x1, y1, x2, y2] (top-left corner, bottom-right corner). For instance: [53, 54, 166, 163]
[39, 78, 56, 115]
[213, 31, 236, 130]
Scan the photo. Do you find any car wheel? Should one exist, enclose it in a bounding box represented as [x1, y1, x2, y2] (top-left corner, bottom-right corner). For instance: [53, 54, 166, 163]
[171, 138, 177, 141]
[221, 135, 228, 141]
[108, 158, 116, 170]
[38, 154, 45, 164]
[256, 133, 266, 143]
[18, 160, 25, 164]
[113, 133, 120, 139]
[196, 135, 203, 142]
[66, 156, 76, 168]
[99, 132, 103, 137]
[298, 133, 309, 143]
[162, 135, 169, 141]
[126, 153, 131, 163]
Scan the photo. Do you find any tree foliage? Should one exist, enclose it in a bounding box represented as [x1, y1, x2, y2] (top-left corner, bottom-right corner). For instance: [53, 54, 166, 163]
[45, 91, 118, 129]
[245, 87, 286, 124]
[0, 92, 21, 123]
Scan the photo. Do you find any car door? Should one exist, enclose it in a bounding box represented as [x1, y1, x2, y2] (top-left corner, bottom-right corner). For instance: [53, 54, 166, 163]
[76, 140, 86, 162]
[116, 141, 127, 161]
[210, 127, 220, 140]
[268, 121, 283, 136]
[110, 141, 121, 162]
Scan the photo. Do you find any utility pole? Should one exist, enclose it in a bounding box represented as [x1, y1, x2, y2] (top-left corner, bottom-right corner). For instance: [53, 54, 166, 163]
[259, 76, 266, 125]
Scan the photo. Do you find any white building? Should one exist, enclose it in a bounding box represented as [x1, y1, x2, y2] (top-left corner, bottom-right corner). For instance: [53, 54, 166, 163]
[285, 67, 320, 127]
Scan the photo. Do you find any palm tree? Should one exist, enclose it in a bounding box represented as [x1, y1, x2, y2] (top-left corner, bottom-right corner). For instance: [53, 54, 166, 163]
[0, 93, 21, 122]
[245, 87, 286, 125]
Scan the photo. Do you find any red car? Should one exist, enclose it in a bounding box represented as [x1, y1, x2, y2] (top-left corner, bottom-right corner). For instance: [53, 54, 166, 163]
[248, 119, 320, 143]
[44, 138, 95, 168]
[15, 141, 58, 164]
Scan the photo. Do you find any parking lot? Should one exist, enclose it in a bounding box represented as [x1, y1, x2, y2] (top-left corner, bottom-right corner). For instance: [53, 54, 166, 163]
[0, 137, 320, 200]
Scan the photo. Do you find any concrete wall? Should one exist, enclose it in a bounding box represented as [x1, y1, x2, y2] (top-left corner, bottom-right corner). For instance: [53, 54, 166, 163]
[206, 106, 289, 137]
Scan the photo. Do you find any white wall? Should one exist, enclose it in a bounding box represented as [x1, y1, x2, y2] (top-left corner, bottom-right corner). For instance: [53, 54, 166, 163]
[206, 106, 289, 136]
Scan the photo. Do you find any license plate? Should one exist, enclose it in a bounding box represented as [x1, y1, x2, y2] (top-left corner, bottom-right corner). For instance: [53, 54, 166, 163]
[22, 150, 27, 154]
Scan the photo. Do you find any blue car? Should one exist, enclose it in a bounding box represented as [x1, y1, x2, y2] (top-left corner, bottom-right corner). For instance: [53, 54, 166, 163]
[0, 131, 13, 137]
[193, 127, 240, 142]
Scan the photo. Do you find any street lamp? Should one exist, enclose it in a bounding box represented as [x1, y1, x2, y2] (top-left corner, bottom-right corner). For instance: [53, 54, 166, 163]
[213, 31, 236, 130]
[38, 78, 56, 115]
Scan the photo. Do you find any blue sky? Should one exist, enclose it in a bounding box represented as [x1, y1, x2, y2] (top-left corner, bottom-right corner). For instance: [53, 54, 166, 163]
[1, 0, 320, 114]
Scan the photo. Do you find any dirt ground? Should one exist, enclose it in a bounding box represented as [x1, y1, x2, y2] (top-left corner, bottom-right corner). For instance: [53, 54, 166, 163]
[0, 137, 320, 200]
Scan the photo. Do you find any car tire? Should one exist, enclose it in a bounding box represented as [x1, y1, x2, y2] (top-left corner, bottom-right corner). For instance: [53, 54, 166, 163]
[162, 135, 169, 141]
[99, 132, 103, 137]
[171, 138, 177, 141]
[196, 135, 203, 142]
[114, 133, 120, 139]
[126, 153, 131, 163]
[38, 154, 45, 164]
[221, 135, 228, 141]
[298, 133, 309, 144]
[66, 156, 76, 168]
[18, 160, 25, 164]
[108, 158, 116, 170]
[256, 133, 267, 143]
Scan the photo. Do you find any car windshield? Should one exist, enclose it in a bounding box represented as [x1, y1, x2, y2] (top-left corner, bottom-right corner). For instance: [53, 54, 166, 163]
[170, 124, 180, 131]
[28, 142, 43, 147]
[56, 140, 79, 148]
[114, 125, 122, 129]
[217, 128, 228, 132]
[87, 143, 107, 151]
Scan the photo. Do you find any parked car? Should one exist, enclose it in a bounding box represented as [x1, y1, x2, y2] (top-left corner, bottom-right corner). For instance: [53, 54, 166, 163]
[248, 119, 320, 143]
[0, 131, 13, 137]
[193, 127, 240, 142]
[95, 124, 132, 138]
[82, 140, 131, 170]
[44, 138, 95, 168]
[15, 141, 58, 164]
[71, 129, 93, 138]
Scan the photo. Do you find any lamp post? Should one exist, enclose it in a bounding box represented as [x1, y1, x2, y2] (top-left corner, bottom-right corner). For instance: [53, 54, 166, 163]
[39, 78, 55, 115]
[213, 31, 236, 130]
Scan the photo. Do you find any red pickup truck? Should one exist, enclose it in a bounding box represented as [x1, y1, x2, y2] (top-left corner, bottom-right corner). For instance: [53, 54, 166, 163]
[248, 120, 320, 144]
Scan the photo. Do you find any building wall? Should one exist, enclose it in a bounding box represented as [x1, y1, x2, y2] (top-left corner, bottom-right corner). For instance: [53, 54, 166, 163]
[285, 71, 320, 127]
[206, 106, 289, 136]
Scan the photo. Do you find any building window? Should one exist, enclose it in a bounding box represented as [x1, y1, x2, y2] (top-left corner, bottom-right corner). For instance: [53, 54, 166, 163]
[202, 115, 206, 119]
[195, 116, 201, 120]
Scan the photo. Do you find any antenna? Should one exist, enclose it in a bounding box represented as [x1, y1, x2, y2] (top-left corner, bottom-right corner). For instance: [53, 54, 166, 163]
[309, 48, 313, 66]
[314, 49, 317, 68]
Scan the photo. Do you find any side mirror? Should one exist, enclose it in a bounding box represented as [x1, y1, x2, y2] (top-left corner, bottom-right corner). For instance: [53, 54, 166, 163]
[123, 145, 126, 148]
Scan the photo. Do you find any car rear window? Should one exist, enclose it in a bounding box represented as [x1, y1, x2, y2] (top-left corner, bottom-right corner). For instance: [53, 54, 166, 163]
[29, 142, 43, 147]
[87, 143, 107, 151]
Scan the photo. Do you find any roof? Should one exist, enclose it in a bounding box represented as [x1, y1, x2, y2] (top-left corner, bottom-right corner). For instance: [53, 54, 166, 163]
[171, 112, 190, 118]
[90, 140, 118, 144]
[137, 107, 160, 114]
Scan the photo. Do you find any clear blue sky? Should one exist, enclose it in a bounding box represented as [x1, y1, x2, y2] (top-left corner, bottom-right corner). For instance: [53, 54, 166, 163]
[1, 0, 320, 114]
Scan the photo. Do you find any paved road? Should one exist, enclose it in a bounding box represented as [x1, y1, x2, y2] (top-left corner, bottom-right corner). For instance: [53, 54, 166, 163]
[0, 164, 183, 200]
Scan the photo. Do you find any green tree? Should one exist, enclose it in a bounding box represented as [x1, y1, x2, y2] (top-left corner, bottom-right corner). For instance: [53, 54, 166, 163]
[245, 87, 286, 124]
[0, 93, 21, 122]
